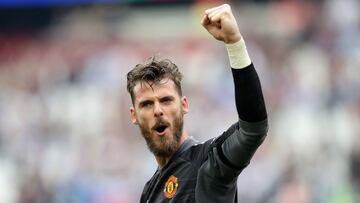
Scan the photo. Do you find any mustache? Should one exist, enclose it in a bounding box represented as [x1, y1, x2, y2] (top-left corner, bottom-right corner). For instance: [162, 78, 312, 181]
[151, 118, 170, 131]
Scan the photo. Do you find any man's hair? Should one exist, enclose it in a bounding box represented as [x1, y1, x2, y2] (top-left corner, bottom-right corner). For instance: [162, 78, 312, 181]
[127, 57, 183, 104]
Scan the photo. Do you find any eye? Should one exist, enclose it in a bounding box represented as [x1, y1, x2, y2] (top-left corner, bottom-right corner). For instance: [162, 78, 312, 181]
[140, 101, 153, 108]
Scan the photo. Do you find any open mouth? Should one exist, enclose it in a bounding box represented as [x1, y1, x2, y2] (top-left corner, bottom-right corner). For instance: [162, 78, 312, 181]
[155, 125, 167, 133]
[152, 123, 169, 135]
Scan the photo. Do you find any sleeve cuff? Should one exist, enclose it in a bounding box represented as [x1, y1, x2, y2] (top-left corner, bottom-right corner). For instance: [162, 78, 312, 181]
[226, 38, 252, 69]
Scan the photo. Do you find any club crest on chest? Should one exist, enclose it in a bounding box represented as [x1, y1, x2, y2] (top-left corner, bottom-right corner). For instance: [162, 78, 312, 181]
[164, 175, 178, 199]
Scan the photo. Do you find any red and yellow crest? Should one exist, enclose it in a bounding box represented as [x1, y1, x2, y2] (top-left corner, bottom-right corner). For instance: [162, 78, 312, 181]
[164, 175, 178, 198]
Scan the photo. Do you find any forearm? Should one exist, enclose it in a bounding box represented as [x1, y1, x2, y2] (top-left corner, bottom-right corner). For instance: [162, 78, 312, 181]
[226, 38, 267, 122]
[220, 38, 268, 168]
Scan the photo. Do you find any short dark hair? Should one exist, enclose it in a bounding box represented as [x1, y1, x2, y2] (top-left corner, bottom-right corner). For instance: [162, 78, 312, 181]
[127, 57, 183, 104]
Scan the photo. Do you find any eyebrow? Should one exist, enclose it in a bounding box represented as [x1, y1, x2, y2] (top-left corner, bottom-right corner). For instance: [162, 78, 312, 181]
[159, 96, 175, 102]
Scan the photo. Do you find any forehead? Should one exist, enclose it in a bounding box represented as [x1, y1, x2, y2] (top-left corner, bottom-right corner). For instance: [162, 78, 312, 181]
[133, 79, 178, 101]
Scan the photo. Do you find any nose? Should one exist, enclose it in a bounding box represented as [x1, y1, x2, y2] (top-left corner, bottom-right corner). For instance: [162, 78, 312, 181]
[154, 101, 164, 117]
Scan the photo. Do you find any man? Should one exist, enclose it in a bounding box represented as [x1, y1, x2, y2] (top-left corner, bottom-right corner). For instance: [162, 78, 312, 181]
[127, 4, 268, 202]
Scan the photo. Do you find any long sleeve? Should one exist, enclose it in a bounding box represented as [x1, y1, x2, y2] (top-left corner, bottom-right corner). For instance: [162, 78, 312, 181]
[232, 64, 267, 122]
[195, 62, 268, 202]
[220, 64, 268, 168]
[209, 62, 268, 173]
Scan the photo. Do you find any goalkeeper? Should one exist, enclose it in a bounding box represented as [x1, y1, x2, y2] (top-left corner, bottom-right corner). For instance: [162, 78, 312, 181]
[126, 4, 268, 202]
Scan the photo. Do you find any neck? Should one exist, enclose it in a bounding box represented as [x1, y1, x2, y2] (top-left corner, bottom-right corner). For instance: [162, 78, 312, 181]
[155, 130, 188, 169]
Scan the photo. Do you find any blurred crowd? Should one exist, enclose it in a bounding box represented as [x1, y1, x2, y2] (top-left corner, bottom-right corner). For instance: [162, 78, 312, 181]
[0, 0, 359, 202]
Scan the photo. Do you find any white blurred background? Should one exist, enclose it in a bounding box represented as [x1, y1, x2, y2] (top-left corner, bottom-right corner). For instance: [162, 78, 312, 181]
[0, 0, 359, 202]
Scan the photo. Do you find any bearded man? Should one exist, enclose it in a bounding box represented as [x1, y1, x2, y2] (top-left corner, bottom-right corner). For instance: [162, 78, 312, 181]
[126, 4, 268, 202]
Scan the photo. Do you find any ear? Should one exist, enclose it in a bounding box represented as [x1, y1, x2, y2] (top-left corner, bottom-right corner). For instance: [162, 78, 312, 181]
[181, 96, 189, 114]
[130, 107, 138, 124]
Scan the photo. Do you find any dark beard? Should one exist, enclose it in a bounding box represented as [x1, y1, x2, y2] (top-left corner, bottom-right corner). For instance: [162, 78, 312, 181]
[139, 115, 183, 158]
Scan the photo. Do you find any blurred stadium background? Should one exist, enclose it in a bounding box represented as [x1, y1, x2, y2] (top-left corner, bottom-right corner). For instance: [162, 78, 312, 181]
[0, 0, 359, 202]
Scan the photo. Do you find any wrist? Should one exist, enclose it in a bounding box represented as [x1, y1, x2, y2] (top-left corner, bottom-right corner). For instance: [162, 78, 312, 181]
[226, 38, 251, 69]
[224, 34, 242, 44]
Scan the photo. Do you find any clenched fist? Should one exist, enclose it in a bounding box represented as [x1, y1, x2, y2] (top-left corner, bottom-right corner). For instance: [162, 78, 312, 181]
[201, 4, 242, 44]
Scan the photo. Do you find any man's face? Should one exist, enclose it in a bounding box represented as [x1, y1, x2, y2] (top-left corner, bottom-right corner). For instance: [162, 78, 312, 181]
[130, 78, 188, 157]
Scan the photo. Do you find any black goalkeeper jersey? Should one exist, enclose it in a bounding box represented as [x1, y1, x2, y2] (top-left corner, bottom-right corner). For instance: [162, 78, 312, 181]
[140, 64, 268, 203]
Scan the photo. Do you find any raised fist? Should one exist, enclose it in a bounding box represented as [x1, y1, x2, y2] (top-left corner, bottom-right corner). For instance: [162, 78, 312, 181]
[201, 4, 242, 44]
